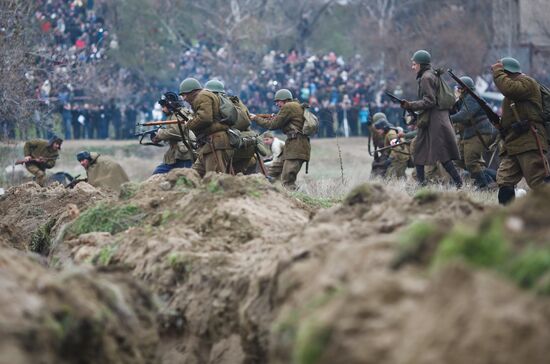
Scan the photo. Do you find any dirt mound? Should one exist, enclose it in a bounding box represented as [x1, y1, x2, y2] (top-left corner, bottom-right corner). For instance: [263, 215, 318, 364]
[55, 171, 311, 363]
[268, 183, 550, 364]
[0, 247, 158, 364]
[0, 181, 107, 251]
[5, 173, 550, 364]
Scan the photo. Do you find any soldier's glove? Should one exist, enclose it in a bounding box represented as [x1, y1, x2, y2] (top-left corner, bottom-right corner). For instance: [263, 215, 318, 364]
[400, 100, 411, 109]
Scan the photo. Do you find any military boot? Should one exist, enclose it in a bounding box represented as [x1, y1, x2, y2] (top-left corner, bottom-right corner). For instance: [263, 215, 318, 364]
[442, 160, 463, 189]
[415, 165, 427, 187]
[472, 171, 489, 189]
[498, 185, 516, 205]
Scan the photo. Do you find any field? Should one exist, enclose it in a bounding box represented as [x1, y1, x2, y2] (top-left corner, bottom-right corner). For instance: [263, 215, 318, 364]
[1, 137, 499, 205]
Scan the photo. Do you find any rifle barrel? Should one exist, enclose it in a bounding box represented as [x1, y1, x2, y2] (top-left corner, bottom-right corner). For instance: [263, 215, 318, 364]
[139, 120, 181, 126]
[447, 69, 502, 130]
[376, 141, 411, 153]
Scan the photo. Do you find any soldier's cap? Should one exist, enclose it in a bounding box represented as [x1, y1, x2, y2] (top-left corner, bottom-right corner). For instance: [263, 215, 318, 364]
[76, 150, 91, 162]
[262, 131, 274, 138]
[48, 135, 63, 146]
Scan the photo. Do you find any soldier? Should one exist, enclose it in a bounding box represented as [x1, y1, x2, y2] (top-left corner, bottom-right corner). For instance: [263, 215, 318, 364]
[204, 79, 258, 174]
[178, 78, 233, 177]
[251, 89, 310, 190]
[76, 151, 129, 193]
[22, 135, 62, 186]
[491, 57, 549, 204]
[400, 50, 463, 187]
[373, 118, 410, 179]
[369, 112, 390, 178]
[450, 76, 496, 189]
[151, 92, 195, 174]
[262, 131, 285, 180]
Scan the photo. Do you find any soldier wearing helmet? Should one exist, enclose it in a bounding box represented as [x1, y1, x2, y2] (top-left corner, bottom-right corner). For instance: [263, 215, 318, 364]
[251, 89, 310, 190]
[373, 117, 410, 179]
[491, 57, 549, 204]
[205, 79, 262, 174]
[22, 135, 62, 186]
[399, 49, 462, 188]
[151, 91, 195, 174]
[450, 76, 496, 189]
[178, 77, 233, 177]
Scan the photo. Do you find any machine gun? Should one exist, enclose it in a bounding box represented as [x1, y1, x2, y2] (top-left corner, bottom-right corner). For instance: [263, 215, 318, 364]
[385, 91, 418, 125]
[134, 126, 164, 147]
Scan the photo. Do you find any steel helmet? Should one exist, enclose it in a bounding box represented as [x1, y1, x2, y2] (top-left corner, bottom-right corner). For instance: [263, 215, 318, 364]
[274, 89, 293, 101]
[205, 79, 225, 93]
[179, 78, 202, 95]
[459, 76, 475, 89]
[372, 112, 387, 124]
[500, 57, 521, 73]
[411, 50, 431, 64]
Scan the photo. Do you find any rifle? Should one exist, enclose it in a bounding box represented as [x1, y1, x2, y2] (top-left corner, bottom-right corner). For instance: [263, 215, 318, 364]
[385, 91, 418, 124]
[66, 174, 88, 189]
[138, 120, 181, 127]
[375, 140, 411, 153]
[447, 69, 503, 134]
[15, 157, 57, 165]
[134, 126, 163, 147]
[255, 113, 275, 119]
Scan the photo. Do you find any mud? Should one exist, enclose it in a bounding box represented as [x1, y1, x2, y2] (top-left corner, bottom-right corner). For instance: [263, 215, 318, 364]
[2, 169, 550, 364]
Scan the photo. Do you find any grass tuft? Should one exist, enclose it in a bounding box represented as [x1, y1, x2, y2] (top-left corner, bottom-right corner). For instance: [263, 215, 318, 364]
[69, 203, 142, 236]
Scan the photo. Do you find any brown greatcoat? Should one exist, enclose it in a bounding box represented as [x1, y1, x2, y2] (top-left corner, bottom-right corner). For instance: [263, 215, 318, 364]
[254, 101, 310, 161]
[408, 66, 460, 165]
[493, 68, 548, 155]
[86, 152, 129, 193]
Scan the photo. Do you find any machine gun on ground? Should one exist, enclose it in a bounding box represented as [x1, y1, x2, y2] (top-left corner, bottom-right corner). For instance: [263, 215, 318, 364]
[65, 174, 88, 189]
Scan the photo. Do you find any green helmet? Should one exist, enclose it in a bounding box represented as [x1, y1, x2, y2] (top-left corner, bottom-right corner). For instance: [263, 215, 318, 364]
[205, 79, 225, 93]
[500, 57, 521, 73]
[274, 89, 293, 101]
[179, 78, 202, 95]
[411, 50, 431, 64]
[459, 76, 475, 89]
[372, 112, 387, 124]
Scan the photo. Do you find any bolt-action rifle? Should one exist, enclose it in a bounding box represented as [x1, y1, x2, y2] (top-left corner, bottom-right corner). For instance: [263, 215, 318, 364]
[375, 140, 412, 153]
[134, 126, 164, 147]
[385, 91, 418, 124]
[447, 69, 503, 134]
[15, 157, 57, 165]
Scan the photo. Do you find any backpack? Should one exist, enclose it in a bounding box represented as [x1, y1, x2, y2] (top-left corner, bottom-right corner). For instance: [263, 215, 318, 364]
[218, 93, 238, 126]
[434, 68, 455, 111]
[301, 103, 319, 136]
[230, 96, 252, 131]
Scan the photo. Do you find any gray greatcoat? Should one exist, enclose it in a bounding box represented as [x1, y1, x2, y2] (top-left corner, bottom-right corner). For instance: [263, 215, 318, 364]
[408, 65, 460, 165]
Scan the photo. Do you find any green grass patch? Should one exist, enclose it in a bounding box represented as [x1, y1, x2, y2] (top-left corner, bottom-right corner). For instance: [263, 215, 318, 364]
[507, 247, 550, 291]
[69, 203, 142, 236]
[175, 176, 194, 188]
[413, 188, 439, 204]
[432, 217, 509, 271]
[29, 218, 57, 255]
[206, 180, 222, 193]
[93, 244, 118, 266]
[119, 182, 140, 200]
[292, 192, 340, 209]
[293, 320, 332, 364]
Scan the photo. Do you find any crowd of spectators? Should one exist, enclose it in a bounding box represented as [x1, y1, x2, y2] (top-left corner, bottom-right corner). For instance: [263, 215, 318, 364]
[27, 1, 550, 141]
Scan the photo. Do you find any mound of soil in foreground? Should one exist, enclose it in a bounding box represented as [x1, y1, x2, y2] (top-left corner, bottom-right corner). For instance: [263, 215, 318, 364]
[2, 170, 550, 364]
[0, 247, 158, 364]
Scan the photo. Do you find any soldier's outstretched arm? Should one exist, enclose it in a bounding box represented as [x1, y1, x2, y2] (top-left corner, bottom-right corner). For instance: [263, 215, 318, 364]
[254, 106, 291, 130]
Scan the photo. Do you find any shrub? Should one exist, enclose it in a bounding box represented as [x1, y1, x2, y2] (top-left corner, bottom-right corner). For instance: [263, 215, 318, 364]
[69, 203, 142, 235]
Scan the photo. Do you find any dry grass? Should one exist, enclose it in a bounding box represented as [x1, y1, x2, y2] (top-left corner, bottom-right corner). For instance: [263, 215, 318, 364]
[1, 137, 500, 205]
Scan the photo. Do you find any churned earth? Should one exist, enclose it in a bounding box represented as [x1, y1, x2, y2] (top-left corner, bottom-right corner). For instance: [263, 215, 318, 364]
[1, 169, 550, 364]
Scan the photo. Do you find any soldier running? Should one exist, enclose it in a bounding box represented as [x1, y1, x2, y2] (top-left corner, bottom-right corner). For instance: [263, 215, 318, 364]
[22, 135, 62, 186]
